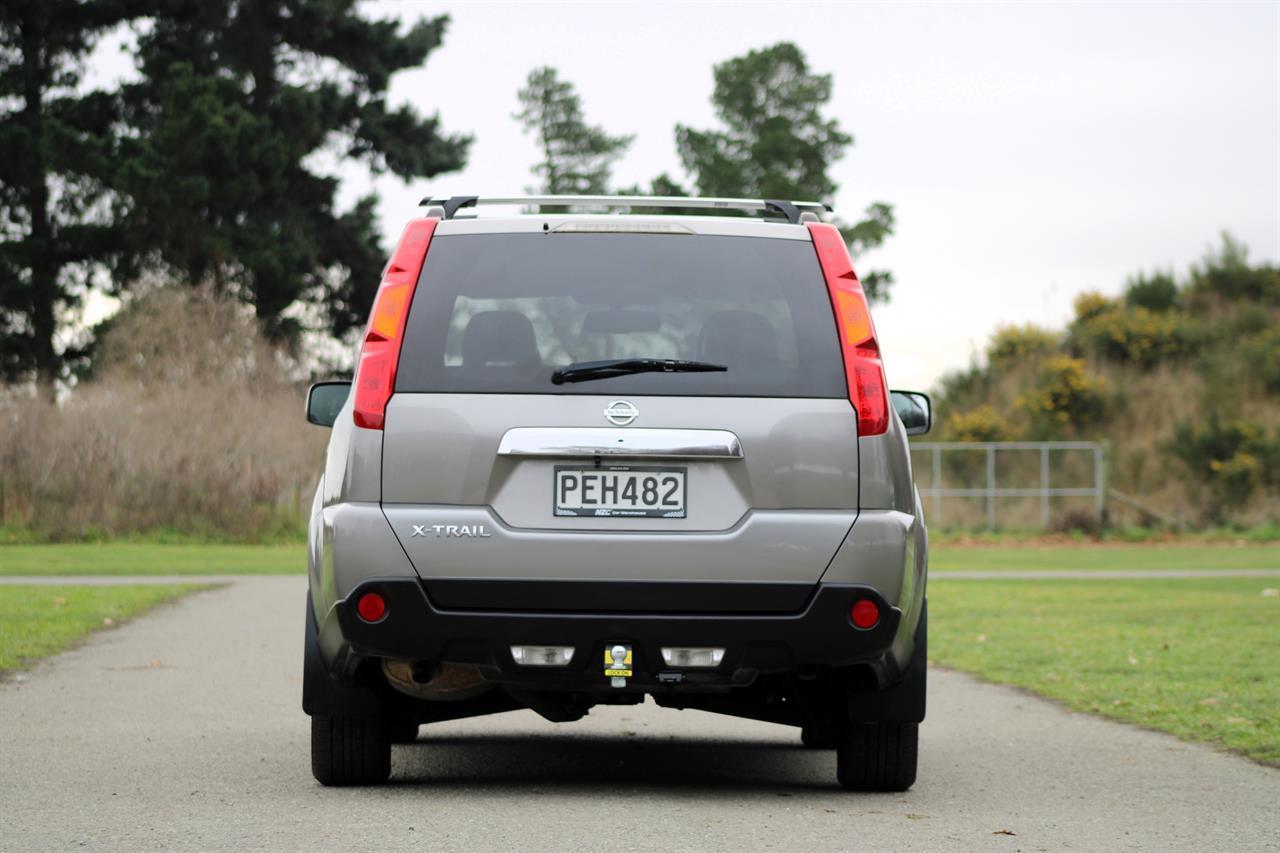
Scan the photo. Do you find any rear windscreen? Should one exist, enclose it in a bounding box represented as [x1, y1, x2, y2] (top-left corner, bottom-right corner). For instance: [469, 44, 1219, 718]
[395, 233, 846, 398]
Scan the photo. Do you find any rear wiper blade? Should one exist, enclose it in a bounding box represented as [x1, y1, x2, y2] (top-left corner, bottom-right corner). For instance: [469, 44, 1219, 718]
[551, 358, 727, 385]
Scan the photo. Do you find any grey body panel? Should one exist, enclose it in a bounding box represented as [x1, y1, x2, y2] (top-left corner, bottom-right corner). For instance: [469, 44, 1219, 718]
[382, 505, 856, 584]
[382, 394, 860, 525]
[379, 393, 860, 587]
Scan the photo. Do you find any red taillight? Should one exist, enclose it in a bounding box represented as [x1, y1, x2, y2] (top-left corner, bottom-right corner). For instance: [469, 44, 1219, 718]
[356, 592, 387, 623]
[808, 222, 890, 436]
[352, 218, 439, 430]
[850, 599, 880, 630]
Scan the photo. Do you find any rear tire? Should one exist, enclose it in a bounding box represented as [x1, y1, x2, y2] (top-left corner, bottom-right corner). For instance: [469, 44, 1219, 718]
[388, 716, 420, 744]
[310, 715, 391, 786]
[800, 723, 837, 749]
[835, 721, 918, 791]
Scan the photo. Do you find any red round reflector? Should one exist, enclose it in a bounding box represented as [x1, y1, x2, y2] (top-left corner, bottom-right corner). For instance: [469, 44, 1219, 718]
[851, 599, 880, 630]
[357, 592, 387, 623]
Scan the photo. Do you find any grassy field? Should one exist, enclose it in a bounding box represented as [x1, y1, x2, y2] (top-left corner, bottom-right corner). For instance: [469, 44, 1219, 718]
[930, 577, 1280, 765]
[0, 543, 304, 576]
[931, 544, 1280, 572]
[0, 584, 205, 674]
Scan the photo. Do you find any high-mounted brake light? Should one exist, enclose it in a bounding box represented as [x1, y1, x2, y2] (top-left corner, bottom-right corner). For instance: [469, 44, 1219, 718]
[808, 222, 890, 436]
[352, 218, 438, 429]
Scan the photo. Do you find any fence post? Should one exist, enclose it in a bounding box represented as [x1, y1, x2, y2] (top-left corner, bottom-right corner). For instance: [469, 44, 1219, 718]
[1094, 445, 1105, 521]
[932, 445, 942, 525]
[986, 445, 996, 531]
[1040, 446, 1050, 529]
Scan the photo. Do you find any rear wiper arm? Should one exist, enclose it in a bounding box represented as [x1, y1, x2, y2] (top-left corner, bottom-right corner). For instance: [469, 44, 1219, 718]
[551, 358, 727, 385]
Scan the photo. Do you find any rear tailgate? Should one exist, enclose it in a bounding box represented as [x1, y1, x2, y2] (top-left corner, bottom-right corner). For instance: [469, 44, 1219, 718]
[380, 223, 858, 612]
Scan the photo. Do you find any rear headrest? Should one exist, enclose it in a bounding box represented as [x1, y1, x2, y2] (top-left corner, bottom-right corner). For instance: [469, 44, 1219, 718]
[697, 310, 778, 366]
[461, 310, 542, 369]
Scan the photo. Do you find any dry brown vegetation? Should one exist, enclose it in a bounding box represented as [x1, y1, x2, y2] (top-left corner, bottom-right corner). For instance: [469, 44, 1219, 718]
[0, 287, 327, 541]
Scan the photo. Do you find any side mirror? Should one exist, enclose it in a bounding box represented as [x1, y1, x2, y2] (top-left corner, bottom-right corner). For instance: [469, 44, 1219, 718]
[891, 390, 932, 436]
[306, 381, 351, 427]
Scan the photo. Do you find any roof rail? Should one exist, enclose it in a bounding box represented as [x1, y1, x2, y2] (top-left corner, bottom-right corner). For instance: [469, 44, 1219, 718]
[417, 195, 831, 225]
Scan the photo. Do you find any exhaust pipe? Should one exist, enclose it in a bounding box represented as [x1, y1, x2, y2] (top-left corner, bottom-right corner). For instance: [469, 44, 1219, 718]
[382, 658, 489, 702]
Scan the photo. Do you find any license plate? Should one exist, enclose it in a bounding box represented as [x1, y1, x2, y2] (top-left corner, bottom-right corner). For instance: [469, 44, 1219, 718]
[554, 465, 686, 518]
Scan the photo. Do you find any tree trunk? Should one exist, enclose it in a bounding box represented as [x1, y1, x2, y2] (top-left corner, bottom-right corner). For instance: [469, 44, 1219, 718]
[21, 5, 57, 397]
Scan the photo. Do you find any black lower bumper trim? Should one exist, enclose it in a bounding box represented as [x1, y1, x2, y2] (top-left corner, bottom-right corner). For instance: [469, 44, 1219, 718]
[423, 578, 813, 613]
[335, 578, 900, 690]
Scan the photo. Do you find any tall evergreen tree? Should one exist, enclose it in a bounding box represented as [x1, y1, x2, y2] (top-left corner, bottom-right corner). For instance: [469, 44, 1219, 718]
[117, 1, 470, 341]
[676, 42, 896, 302]
[0, 0, 140, 386]
[515, 67, 633, 195]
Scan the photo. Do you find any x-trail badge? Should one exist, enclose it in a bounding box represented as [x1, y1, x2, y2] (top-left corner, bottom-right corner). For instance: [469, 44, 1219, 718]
[604, 400, 638, 426]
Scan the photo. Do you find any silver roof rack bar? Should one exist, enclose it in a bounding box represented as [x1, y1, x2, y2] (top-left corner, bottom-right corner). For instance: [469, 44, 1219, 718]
[417, 195, 831, 224]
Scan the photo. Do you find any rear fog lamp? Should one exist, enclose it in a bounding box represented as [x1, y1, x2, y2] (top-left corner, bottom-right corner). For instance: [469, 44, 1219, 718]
[356, 592, 387, 623]
[510, 645, 575, 666]
[850, 599, 880, 630]
[660, 647, 726, 668]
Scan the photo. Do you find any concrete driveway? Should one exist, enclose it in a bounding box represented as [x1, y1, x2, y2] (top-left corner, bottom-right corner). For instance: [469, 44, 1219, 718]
[1, 577, 1276, 852]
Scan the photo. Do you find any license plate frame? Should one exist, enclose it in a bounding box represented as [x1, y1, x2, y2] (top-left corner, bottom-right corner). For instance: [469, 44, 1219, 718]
[553, 465, 687, 519]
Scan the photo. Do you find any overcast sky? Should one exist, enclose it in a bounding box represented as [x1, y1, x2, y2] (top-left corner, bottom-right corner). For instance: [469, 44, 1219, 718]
[96, 1, 1280, 390]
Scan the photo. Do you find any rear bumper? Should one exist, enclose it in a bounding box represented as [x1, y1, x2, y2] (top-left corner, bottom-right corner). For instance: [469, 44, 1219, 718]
[332, 577, 901, 691]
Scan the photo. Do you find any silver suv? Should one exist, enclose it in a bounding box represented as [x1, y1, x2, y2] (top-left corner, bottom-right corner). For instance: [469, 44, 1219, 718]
[302, 195, 931, 790]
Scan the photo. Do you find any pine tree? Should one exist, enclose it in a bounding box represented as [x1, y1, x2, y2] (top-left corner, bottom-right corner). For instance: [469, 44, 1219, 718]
[676, 43, 896, 302]
[515, 67, 633, 196]
[116, 0, 471, 341]
[0, 0, 141, 386]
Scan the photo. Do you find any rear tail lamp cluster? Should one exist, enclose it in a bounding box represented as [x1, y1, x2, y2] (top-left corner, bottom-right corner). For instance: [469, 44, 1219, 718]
[808, 223, 890, 437]
[352, 218, 439, 429]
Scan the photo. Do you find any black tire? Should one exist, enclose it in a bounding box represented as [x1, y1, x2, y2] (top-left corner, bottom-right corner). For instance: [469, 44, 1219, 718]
[835, 721, 918, 792]
[388, 716, 420, 744]
[800, 723, 837, 749]
[311, 715, 391, 786]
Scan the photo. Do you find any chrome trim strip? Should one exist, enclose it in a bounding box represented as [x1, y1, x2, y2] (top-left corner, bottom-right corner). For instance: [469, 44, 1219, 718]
[496, 428, 743, 459]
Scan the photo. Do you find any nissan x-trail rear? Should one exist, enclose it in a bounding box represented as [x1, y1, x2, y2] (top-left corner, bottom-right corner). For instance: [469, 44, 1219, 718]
[302, 195, 931, 790]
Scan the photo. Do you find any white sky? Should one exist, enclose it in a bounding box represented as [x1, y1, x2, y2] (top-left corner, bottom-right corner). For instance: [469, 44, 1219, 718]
[93, 1, 1280, 391]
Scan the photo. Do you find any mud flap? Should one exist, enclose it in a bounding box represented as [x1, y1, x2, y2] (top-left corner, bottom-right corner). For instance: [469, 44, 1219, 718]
[847, 598, 927, 724]
[302, 594, 386, 721]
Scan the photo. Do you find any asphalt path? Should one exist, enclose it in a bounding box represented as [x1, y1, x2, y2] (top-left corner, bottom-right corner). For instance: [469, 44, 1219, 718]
[1, 577, 1276, 852]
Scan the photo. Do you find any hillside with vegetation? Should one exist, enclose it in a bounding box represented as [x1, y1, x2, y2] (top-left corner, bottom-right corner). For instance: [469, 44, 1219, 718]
[932, 235, 1280, 528]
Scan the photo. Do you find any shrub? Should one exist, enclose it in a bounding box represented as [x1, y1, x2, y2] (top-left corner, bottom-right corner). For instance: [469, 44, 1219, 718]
[1073, 291, 1114, 322]
[1072, 305, 1195, 368]
[1167, 416, 1279, 522]
[945, 404, 1015, 442]
[1188, 233, 1280, 303]
[1123, 271, 1179, 312]
[1243, 326, 1280, 392]
[987, 324, 1059, 368]
[1017, 356, 1108, 433]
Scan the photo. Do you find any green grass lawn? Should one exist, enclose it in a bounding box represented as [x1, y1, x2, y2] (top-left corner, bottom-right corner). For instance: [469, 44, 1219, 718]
[0, 584, 205, 673]
[930, 577, 1280, 765]
[931, 544, 1280, 572]
[0, 543, 304, 576]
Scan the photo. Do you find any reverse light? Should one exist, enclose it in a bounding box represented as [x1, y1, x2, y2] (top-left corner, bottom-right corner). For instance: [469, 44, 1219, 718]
[660, 647, 726, 668]
[510, 645, 576, 666]
[850, 599, 880, 630]
[808, 222, 891, 436]
[356, 592, 387, 623]
[352, 217, 439, 429]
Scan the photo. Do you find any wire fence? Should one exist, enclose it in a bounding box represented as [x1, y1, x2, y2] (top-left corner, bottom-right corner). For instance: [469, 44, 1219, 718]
[910, 441, 1105, 531]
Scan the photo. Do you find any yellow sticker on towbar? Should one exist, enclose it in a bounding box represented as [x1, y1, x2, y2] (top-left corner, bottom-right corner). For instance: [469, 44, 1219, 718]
[604, 644, 633, 678]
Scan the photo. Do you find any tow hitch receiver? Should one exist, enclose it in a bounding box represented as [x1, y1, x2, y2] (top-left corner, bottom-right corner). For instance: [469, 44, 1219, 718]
[605, 644, 633, 687]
